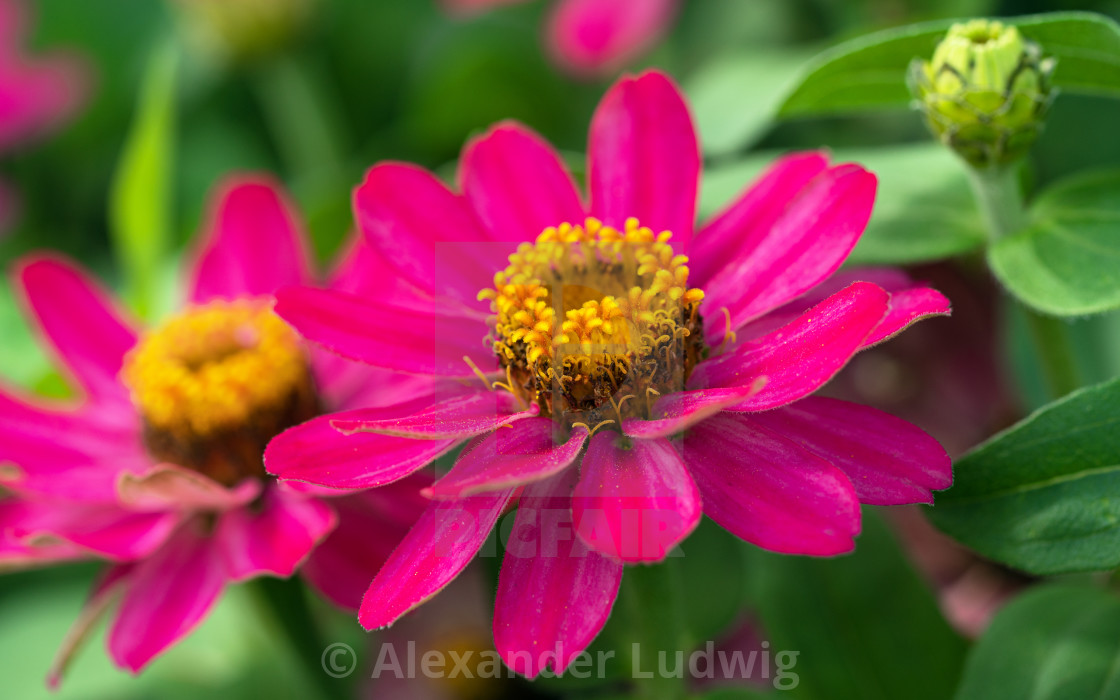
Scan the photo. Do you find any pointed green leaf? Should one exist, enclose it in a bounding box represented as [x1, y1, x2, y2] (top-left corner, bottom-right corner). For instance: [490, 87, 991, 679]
[930, 375, 1120, 574]
[109, 42, 178, 320]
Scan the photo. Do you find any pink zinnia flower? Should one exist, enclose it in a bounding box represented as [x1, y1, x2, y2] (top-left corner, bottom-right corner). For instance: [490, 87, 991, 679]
[442, 0, 678, 77]
[268, 69, 953, 676]
[0, 176, 429, 680]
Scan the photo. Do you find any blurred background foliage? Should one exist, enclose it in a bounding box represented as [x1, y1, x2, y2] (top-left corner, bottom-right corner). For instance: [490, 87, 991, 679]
[3, 0, 1119, 698]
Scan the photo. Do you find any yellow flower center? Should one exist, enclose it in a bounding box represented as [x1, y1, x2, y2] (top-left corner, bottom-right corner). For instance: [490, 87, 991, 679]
[479, 217, 707, 432]
[122, 299, 317, 485]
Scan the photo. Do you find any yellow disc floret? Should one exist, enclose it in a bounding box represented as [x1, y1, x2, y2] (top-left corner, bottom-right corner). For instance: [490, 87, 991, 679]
[122, 299, 317, 485]
[479, 217, 707, 430]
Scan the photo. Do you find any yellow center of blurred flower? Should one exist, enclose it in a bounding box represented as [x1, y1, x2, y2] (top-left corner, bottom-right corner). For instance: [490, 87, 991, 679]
[122, 300, 317, 485]
[478, 217, 706, 432]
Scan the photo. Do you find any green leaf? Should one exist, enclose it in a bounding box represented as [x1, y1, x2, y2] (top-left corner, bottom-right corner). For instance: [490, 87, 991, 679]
[930, 375, 1120, 574]
[988, 168, 1120, 316]
[778, 12, 1120, 118]
[109, 42, 178, 320]
[955, 584, 1120, 700]
[684, 49, 812, 158]
[699, 144, 985, 266]
[745, 510, 967, 700]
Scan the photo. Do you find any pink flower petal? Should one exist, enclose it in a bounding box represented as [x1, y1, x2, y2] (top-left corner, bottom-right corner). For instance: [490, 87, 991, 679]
[359, 488, 515, 630]
[265, 411, 459, 490]
[621, 383, 764, 439]
[117, 464, 261, 512]
[216, 486, 336, 581]
[546, 0, 678, 77]
[749, 397, 952, 505]
[301, 475, 430, 610]
[273, 285, 495, 377]
[13, 255, 137, 406]
[573, 431, 700, 562]
[331, 391, 536, 439]
[0, 498, 87, 566]
[354, 163, 510, 308]
[108, 520, 227, 673]
[689, 282, 890, 411]
[691, 151, 830, 287]
[588, 71, 699, 249]
[0, 386, 145, 502]
[426, 419, 587, 499]
[459, 121, 586, 244]
[683, 413, 861, 556]
[701, 164, 878, 343]
[11, 501, 182, 561]
[863, 286, 951, 348]
[495, 470, 622, 677]
[733, 266, 913, 343]
[187, 176, 314, 303]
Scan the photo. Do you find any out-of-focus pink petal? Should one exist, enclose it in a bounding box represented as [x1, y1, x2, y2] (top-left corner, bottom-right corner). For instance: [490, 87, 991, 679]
[0, 54, 88, 152]
[359, 488, 514, 630]
[301, 475, 431, 610]
[13, 255, 137, 406]
[331, 391, 535, 439]
[0, 498, 87, 567]
[354, 163, 512, 308]
[187, 176, 313, 303]
[702, 164, 878, 343]
[494, 469, 622, 677]
[621, 383, 764, 439]
[690, 282, 890, 411]
[588, 71, 699, 249]
[12, 503, 182, 561]
[546, 0, 677, 77]
[691, 151, 830, 287]
[0, 386, 145, 502]
[863, 286, 951, 348]
[426, 419, 587, 499]
[265, 411, 459, 490]
[573, 431, 700, 562]
[460, 121, 585, 244]
[750, 397, 952, 505]
[117, 464, 261, 512]
[108, 521, 227, 673]
[684, 413, 861, 556]
[48, 564, 133, 688]
[216, 487, 336, 581]
[274, 285, 494, 377]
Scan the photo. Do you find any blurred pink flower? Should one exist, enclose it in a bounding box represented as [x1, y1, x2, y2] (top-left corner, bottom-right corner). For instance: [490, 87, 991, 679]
[442, 0, 679, 77]
[0, 176, 429, 681]
[268, 70, 953, 676]
[0, 0, 89, 236]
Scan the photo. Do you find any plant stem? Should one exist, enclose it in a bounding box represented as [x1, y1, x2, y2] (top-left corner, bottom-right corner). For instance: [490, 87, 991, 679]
[968, 165, 1081, 398]
[249, 577, 350, 700]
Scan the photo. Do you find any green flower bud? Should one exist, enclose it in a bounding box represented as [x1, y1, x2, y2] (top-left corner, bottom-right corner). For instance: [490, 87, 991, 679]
[910, 19, 1055, 169]
[173, 0, 317, 64]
